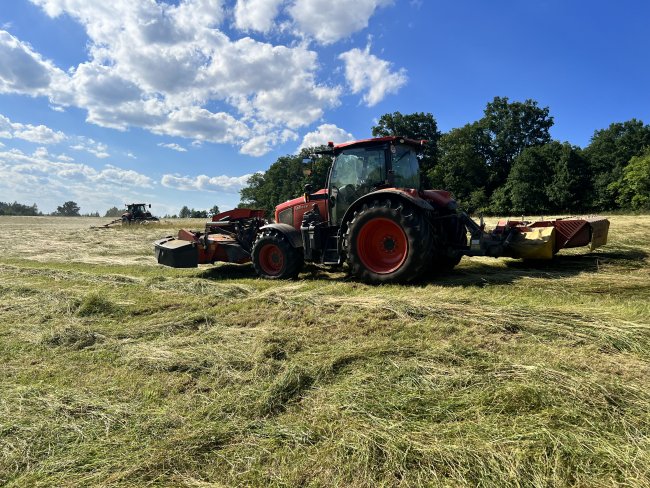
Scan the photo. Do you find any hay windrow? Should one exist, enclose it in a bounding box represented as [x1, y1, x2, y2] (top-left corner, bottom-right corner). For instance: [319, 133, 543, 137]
[0, 215, 649, 487]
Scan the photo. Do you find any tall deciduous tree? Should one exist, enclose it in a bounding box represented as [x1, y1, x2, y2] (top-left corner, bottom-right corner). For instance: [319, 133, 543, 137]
[547, 143, 592, 212]
[507, 142, 590, 215]
[482, 96, 554, 193]
[582, 119, 650, 210]
[431, 122, 491, 212]
[239, 149, 331, 216]
[104, 206, 125, 217]
[371, 111, 440, 185]
[0, 202, 40, 216]
[615, 149, 650, 210]
[56, 201, 80, 216]
[179, 206, 191, 218]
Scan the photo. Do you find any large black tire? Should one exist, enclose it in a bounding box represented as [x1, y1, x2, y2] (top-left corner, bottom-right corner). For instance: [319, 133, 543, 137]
[252, 230, 304, 279]
[344, 198, 432, 284]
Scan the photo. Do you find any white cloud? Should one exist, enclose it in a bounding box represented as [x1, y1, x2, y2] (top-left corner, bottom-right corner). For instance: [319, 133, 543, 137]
[0, 113, 66, 144]
[298, 124, 354, 151]
[0, 30, 67, 96]
[339, 45, 407, 106]
[161, 172, 255, 193]
[14, 0, 348, 156]
[0, 146, 154, 212]
[240, 129, 297, 157]
[70, 137, 110, 159]
[3, 1, 401, 156]
[157, 142, 187, 152]
[234, 0, 285, 33]
[289, 0, 393, 44]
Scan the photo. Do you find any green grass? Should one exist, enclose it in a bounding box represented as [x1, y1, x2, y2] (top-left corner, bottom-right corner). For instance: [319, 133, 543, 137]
[0, 215, 649, 487]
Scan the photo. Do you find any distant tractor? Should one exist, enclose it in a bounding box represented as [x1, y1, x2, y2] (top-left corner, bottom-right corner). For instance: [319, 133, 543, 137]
[155, 137, 609, 283]
[122, 203, 159, 224]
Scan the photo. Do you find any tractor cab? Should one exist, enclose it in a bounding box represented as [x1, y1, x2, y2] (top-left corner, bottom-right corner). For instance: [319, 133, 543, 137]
[327, 137, 423, 224]
[274, 137, 426, 230]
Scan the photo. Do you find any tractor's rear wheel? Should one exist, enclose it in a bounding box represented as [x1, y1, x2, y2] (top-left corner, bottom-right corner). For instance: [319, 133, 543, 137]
[344, 199, 432, 283]
[252, 230, 304, 279]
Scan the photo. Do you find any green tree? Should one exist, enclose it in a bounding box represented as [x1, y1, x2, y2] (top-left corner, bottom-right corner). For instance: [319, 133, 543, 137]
[615, 149, 650, 210]
[582, 119, 650, 210]
[104, 206, 126, 217]
[506, 142, 591, 215]
[431, 122, 491, 212]
[179, 206, 191, 218]
[482, 96, 554, 192]
[239, 150, 331, 216]
[507, 145, 554, 215]
[371, 111, 440, 185]
[56, 201, 80, 216]
[190, 209, 208, 218]
[0, 201, 40, 216]
[209, 205, 220, 216]
[546, 143, 592, 212]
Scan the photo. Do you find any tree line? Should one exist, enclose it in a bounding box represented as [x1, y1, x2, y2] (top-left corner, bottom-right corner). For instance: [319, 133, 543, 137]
[0, 201, 221, 219]
[239, 96, 650, 216]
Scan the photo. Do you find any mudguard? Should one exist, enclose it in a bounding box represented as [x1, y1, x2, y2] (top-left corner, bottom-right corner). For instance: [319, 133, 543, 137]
[339, 189, 436, 230]
[259, 223, 303, 248]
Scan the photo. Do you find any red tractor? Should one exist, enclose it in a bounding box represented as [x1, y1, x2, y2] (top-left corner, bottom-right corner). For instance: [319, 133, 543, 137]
[122, 203, 159, 224]
[155, 137, 609, 283]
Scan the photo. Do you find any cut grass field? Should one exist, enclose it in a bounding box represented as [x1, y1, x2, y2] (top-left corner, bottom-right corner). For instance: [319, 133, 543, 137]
[1, 215, 649, 487]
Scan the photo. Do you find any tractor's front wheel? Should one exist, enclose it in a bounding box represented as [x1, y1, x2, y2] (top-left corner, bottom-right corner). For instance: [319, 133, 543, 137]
[252, 230, 304, 279]
[345, 199, 432, 283]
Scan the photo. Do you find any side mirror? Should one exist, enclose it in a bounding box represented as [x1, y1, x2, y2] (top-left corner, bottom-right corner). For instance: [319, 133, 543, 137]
[149, 204, 151, 208]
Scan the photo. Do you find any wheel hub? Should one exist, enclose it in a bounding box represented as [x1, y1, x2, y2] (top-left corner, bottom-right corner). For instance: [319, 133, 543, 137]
[382, 236, 396, 252]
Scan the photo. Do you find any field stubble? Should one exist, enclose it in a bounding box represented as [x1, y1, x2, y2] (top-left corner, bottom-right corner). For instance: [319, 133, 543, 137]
[0, 215, 649, 487]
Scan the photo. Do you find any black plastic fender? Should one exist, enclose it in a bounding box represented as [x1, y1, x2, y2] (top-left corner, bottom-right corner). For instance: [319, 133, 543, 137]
[259, 223, 303, 248]
[339, 189, 436, 230]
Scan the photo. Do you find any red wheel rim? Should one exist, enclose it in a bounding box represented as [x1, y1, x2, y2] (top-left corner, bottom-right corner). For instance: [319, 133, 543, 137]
[258, 243, 284, 276]
[357, 218, 408, 274]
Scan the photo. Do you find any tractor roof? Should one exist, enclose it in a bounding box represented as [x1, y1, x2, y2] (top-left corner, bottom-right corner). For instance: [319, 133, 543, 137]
[331, 136, 426, 153]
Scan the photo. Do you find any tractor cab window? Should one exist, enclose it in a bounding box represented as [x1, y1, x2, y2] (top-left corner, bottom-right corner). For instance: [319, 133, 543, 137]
[391, 145, 420, 189]
[329, 148, 386, 225]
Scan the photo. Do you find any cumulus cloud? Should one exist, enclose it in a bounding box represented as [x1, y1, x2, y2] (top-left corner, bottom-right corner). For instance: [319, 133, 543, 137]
[234, 0, 284, 33]
[157, 142, 187, 152]
[0, 30, 67, 95]
[13, 1, 345, 155]
[339, 45, 407, 106]
[0, 1, 402, 155]
[289, 0, 393, 44]
[0, 145, 154, 212]
[70, 137, 110, 159]
[240, 128, 297, 157]
[298, 123, 354, 151]
[0, 113, 66, 144]
[161, 173, 255, 193]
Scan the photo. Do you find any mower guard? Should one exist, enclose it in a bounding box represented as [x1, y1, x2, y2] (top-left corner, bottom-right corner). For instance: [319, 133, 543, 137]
[155, 236, 199, 268]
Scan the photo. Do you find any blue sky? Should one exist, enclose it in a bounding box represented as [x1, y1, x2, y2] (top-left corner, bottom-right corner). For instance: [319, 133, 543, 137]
[1, 0, 648, 215]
